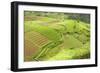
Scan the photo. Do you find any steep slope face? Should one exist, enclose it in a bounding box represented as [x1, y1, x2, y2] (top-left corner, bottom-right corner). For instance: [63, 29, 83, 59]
[24, 21, 63, 61]
[24, 16, 90, 61]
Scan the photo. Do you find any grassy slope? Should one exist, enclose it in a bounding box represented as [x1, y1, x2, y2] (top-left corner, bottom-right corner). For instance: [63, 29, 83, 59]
[25, 21, 62, 42]
[47, 42, 90, 60]
[24, 16, 90, 61]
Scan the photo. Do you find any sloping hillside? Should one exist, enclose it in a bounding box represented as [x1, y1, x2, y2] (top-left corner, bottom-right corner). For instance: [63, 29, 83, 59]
[24, 14, 90, 61]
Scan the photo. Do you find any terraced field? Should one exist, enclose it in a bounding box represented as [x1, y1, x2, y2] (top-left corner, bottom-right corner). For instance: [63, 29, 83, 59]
[24, 12, 90, 62]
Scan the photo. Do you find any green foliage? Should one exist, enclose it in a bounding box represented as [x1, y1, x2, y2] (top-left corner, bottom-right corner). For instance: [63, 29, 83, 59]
[25, 21, 62, 42]
[24, 11, 90, 61]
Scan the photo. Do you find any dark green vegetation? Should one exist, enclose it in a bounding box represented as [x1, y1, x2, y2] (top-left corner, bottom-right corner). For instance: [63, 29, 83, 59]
[24, 11, 90, 61]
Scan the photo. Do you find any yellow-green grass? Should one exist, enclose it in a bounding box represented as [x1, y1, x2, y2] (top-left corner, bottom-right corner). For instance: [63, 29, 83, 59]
[24, 16, 90, 61]
[46, 42, 90, 60]
[25, 21, 62, 42]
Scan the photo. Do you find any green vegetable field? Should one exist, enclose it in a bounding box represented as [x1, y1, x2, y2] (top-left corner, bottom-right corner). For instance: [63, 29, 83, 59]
[24, 11, 90, 61]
